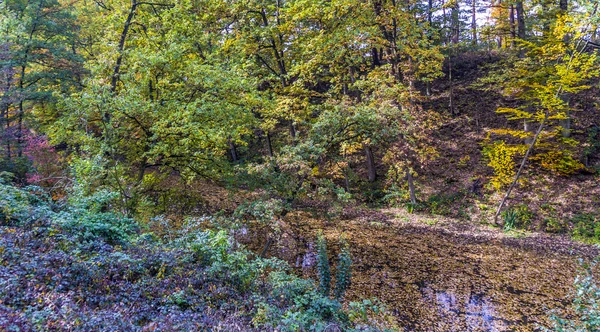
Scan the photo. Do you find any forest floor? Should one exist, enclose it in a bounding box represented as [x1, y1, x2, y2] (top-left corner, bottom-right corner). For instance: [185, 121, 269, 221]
[239, 206, 599, 331]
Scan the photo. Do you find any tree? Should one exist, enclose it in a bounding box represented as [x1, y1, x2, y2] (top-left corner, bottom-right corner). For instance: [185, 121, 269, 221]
[0, 0, 82, 182]
[485, 9, 599, 223]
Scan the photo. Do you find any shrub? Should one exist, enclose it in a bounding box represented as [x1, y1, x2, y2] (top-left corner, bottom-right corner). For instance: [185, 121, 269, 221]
[0, 182, 391, 331]
[316, 232, 332, 297]
[334, 238, 352, 300]
[571, 213, 600, 242]
[545, 259, 600, 331]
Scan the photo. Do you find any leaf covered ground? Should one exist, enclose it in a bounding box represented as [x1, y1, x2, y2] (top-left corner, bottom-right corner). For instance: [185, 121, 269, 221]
[241, 208, 600, 331]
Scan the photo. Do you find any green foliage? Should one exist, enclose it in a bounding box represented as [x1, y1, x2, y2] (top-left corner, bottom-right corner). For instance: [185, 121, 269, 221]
[234, 198, 286, 225]
[334, 238, 352, 300]
[545, 259, 600, 331]
[316, 232, 331, 297]
[481, 11, 598, 186]
[0, 181, 392, 330]
[544, 217, 566, 233]
[0, 157, 32, 185]
[502, 209, 518, 231]
[502, 205, 534, 231]
[571, 213, 600, 243]
[583, 126, 600, 167]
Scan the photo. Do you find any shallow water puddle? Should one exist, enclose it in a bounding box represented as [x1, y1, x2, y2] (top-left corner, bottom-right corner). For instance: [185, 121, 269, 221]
[420, 286, 498, 331]
[241, 211, 598, 331]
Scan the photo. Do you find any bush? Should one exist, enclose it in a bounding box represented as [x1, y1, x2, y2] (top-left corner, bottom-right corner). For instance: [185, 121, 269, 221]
[316, 232, 332, 296]
[571, 213, 600, 242]
[0, 181, 393, 331]
[334, 239, 352, 300]
[545, 259, 600, 331]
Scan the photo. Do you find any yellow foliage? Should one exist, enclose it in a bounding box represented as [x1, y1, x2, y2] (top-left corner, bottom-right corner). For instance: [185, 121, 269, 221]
[531, 150, 584, 175]
[483, 141, 524, 190]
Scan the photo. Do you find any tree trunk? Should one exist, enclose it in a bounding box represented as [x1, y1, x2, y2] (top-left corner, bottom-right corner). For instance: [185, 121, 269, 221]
[344, 163, 351, 192]
[559, 0, 568, 12]
[229, 139, 238, 162]
[559, 111, 571, 137]
[289, 121, 296, 140]
[365, 146, 377, 183]
[516, 0, 525, 39]
[111, 1, 137, 94]
[2, 104, 9, 160]
[451, 3, 460, 44]
[523, 119, 534, 144]
[17, 102, 22, 158]
[494, 116, 546, 224]
[428, 0, 433, 31]
[17, 65, 25, 158]
[471, 0, 477, 46]
[265, 131, 274, 157]
[448, 51, 455, 116]
[510, 5, 516, 48]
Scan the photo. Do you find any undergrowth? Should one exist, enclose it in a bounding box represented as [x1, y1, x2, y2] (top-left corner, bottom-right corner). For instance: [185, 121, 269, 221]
[0, 180, 395, 331]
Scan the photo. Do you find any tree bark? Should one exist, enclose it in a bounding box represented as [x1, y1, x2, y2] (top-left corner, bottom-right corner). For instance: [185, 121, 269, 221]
[365, 146, 377, 183]
[451, 1, 460, 44]
[516, 0, 525, 39]
[17, 65, 25, 158]
[471, 0, 477, 46]
[289, 120, 296, 140]
[111, 1, 137, 96]
[265, 131, 274, 157]
[2, 104, 9, 160]
[229, 139, 238, 162]
[510, 5, 516, 48]
[559, 0, 568, 12]
[559, 111, 571, 137]
[448, 51, 455, 115]
[428, 0, 433, 31]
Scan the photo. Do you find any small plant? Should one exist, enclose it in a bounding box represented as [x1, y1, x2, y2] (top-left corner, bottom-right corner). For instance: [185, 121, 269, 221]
[571, 213, 600, 243]
[334, 238, 352, 300]
[545, 259, 600, 331]
[544, 217, 565, 233]
[316, 232, 331, 296]
[502, 209, 518, 231]
[405, 201, 416, 213]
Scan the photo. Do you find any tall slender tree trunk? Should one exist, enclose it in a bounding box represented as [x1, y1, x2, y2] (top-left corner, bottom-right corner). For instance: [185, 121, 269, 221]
[17, 65, 25, 158]
[471, 0, 477, 46]
[265, 131, 274, 157]
[448, 50, 455, 116]
[111, 1, 137, 97]
[365, 146, 376, 183]
[516, 0, 525, 39]
[451, 2, 460, 44]
[2, 104, 9, 160]
[510, 5, 516, 48]
[289, 121, 296, 141]
[17, 102, 22, 158]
